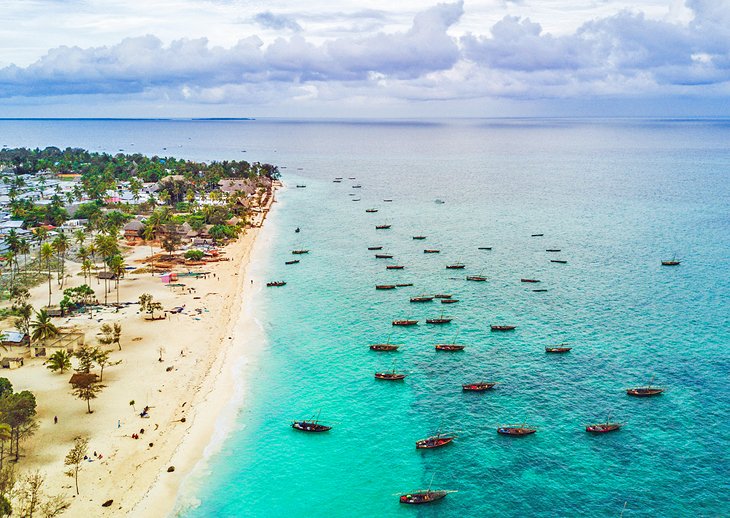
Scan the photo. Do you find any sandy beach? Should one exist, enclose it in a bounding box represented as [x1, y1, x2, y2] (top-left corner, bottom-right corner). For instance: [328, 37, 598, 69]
[1, 194, 276, 517]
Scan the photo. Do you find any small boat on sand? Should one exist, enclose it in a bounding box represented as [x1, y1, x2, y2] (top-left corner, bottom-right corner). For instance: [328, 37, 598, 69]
[441, 299, 459, 304]
[545, 344, 571, 353]
[292, 411, 331, 432]
[412, 236, 426, 240]
[521, 278, 540, 283]
[551, 259, 567, 264]
[466, 275, 487, 281]
[434, 294, 452, 299]
[266, 281, 286, 287]
[462, 381, 496, 391]
[424, 249, 440, 254]
[285, 260, 300, 265]
[376, 285, 396, 290]
[375, 254, 393, 259]
[446, 263, 465, 269]
[497, 425, 536, 436]
[395, 283, 413, 287]
[435, 343, 464, 351]
[416, 431, 456, 449]
[392, 319, 418, 326]
[491, 325, 516, 331]
[387, 265, 404, 270]
[368, 246, 383, 250]
[410, 296, 434, 302]
[292, 249, 309, 255]
[376, 224, 391, 229]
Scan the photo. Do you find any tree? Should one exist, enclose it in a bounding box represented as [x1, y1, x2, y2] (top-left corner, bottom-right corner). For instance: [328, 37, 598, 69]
[0, 379, 11, 399]
[72, 345, 95, 374]
[0, 390, 37, 462]
[64, 437, 89, 495]
[51, 231, 69, 289]
[139, 293, 162, 320]
[0, 424, 10, 471]
[92, 349, 120, 382]
[46, 351, 72, 374]
[184, 249, 205, 261]
[70, 374, 105, 414]
[112, 322, 122, 351]
[13, 303, 33, 337]
[40, 243, 53, 307]
[30, 310, 59, 344]
[108, 254, 126, 306]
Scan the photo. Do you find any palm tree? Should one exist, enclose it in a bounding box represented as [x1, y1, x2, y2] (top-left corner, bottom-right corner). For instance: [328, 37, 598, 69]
[30, 309, 59, 343]
[18, 237, 30, 272]
[40, 242, 54, 307]
[46, 350, 72, 373]
[74, 228, 86, 249]
[52, 231, 69, 289]
[108, 254, 126, 307]
[95, 234, 118, 304]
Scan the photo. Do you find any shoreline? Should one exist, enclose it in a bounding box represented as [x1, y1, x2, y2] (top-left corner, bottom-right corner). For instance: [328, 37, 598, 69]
[3, 187, 279, 517]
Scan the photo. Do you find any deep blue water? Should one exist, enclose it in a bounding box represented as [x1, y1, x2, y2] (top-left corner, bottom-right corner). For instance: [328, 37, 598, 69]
[1, 118, 728, 516]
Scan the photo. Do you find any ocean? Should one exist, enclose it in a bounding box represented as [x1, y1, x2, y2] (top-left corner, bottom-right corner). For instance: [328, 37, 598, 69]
[2, 118, 728, 517]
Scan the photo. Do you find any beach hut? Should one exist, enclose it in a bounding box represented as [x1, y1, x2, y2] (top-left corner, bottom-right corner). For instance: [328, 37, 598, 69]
[123, 219, 145, 241]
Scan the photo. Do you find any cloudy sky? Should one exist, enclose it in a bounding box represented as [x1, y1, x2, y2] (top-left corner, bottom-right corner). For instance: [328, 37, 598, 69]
[0, 0, 728, 117]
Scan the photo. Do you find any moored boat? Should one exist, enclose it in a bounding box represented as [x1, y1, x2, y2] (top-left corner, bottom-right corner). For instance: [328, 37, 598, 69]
[376, 284, 396, 290]
[399, 490, 449, 505]
[415, 432, 456, 449]
[395, 283, 413, 287]
[433, 294, 452, 299]
[424, 249, 440, 253]
[392, 319, 418, 326]
[478, 247, 492, 250]
[386, 265, 405, 270]
[426, 316, 452, 324]
[545, 344, 572, 353]
[491, 325, 516, 331]
[546, 249, 561, 252]
[462, 381, 496, 391]
[441, 299, 459, 304]
[435, 343, 464, 351]
[497, 425, 536, 436]
[626, 387, 664, 397]
[586, 422, 622, 433]
[551, 259, 567, 264]
[370, 343, 400, 351]
[410, 296, 434, 302]
[661, 259, 681, 266]
[466, 275, 487, 281]
[376, 224, 391, 229]
[446, 263, 465, 269]
[412, 235, 427, 240]
[292, 411, 331, 432]
[366, 208, 378, 213]
[375, 369, 406, 381]
[531, 233, 544, 237]
[521, 278, 540, 283]
[266, 281, 286, 287]
[368, 246, 383, 250]
[532, 289, 548, 292]
[292, 249, 309, 254]
[285, 260, 300, 265]
[375, 254, 393, 259]
[296, 184, 306, 188]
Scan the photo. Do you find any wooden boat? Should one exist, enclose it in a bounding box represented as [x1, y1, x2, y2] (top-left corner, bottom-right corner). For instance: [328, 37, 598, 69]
[441, 299, 459, 304]
[396, 283, 413, 287]
[435, 199, 445, 204]
[296, 184, 306, 188]
[375, 254, 393, 259]
[497, 425, 536, 436]
[334, 177, 343, 180]
[586, 422, 622, 433]
[424, 249, 440, 254]
[661, 259, 680, 266]
[368, 246, 383, 250]
[366, 208, 378, 213]
[412, 236, 427, 240]
[291, 249, 309, 255]
[348, 177, 356, 180]
[415, 432, 456, 449]
[491, 325, 516, 331]
[292, 411, 331, 432]
[435, 343, 464, 351]
[266, 281, 286, 287]
[478, 247, 492, 250]
[370, 345, 399, 353]
[285, 260, 300, 265]
[386, 265, 405, 270]
[545, 345, 572, 353]
[375, 365, 406, 380]
[410, 296, 434, 303]
[626, 386, 664, 397]
[531, 233, 544, 237]
[551, 259, 567, 264]
[375, 224, 391, 229]
[392, 319, 418, 326]
[352, 198, 361, 201]
[352, 185, 362, 188]
[546, 249, 561, 252]
[532, 289, 548, 292]
[376, 285, 396, 290]
[383, 199, 393, 202]
[462, 381, 496, 391]
[521, 278, 540, 283]
[399, 490, 450, 505]
[433, 294, 452, 299]
[332, 179, 342, 183]
[466, 275, 487, 281]
[426, 315, 453, 324]
[446, 263, 465, 269]
[295, 227, 300, 233]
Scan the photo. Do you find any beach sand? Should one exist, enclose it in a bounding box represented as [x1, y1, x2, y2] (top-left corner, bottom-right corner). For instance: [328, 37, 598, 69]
[2, 198, 275, 516]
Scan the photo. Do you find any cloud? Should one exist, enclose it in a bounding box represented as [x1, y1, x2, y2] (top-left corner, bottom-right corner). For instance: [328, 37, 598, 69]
[253, 11, 302, 32]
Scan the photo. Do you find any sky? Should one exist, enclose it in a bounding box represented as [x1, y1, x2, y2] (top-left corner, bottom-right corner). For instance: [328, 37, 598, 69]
[0, 0, 728, 118]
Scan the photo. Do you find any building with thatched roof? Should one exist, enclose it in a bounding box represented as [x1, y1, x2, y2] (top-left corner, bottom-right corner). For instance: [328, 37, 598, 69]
[123, 219, 145, 241]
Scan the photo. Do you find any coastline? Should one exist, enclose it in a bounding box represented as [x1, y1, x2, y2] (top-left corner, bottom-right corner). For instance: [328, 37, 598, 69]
[4, 187, 279, 517]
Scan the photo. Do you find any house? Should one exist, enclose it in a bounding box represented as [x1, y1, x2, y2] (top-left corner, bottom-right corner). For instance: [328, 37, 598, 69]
[32, 331, 83, 357]
[1, 330, 30, 348]
[123, 219, 146, 241]
[1, 357, 24, 369]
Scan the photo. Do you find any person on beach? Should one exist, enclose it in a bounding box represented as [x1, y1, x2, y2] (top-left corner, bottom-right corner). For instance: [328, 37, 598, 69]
[54, 416, 58, 424]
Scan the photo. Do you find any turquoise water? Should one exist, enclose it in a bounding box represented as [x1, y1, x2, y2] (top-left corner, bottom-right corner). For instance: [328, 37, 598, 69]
[1, 119, 727, 516]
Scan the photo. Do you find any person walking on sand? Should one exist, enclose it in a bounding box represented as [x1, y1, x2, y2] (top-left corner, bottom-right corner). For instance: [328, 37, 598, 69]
[54, 415, 58, 424]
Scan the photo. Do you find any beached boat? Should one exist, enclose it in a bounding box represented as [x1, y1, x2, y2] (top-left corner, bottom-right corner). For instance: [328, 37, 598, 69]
[497, 425, 536, 436]
[291, 249, 309, 254]
[462, 381, 496, 391]
[375, 254, 394, 259]
[441, 299, 459, 304]
[466, 275, 487, 281]
[412, 236, 427, 240]
[368, 246, 383, 250]
[551, 259, 567, 264]
[410, 296, 434, 302]
[376, 224, 391, 229]
[415, 432, 456, 449]
[366, 208, 378, 213]
[292, 411, 331, 432]
[491, 325, 516, 331]
[521, 278, 540, 283]
[386, 265, 405, 270]
[376, 285, 396, 290]
[266, 281, 286, 287]
[424, 249, 440, 254]
[396, 283, 413, 287]
[435, 343, 464, 351]
[399, 490, 450, 505]
[545, 345, 572, 353]
[392, 319, 418, 326]
[433, 294, 452, 299]
[446, 263, 465, 269]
